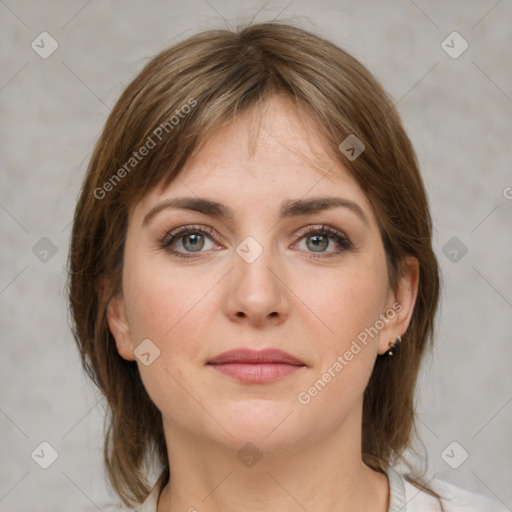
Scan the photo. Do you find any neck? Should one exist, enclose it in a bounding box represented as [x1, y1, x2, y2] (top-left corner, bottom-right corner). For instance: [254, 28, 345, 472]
[156, 413, 389, 512]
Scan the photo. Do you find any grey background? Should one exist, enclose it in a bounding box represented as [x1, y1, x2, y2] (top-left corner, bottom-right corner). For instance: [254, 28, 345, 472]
[1, 1, 511, 510]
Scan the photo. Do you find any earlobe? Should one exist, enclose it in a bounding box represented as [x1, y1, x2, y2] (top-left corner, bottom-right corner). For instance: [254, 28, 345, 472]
[106, 294, 136, 361]
[378, 256, 420, 355]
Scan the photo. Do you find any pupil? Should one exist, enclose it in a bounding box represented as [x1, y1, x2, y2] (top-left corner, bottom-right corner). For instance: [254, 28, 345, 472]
[184, 233, 204, 251]
[308, 234, 327, 252]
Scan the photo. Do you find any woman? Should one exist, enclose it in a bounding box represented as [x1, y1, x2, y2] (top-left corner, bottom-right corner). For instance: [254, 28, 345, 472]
[68, 21, 505, 511]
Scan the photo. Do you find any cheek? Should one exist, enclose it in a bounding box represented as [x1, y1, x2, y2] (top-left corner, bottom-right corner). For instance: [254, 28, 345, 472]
[121, 254, 215, 420]
[122, 248, 202, 342]
[121, 250, 222, 383]
[292, 254, 389, 405]
[294, 276, 384, 421]
[295, 258, 389, 347]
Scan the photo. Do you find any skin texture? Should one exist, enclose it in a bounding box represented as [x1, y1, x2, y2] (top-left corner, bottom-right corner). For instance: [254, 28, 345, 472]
[107, 96, 419, 512]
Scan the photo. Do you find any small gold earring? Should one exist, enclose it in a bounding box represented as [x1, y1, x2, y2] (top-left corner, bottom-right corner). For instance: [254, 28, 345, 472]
[387, 335, 402, 357]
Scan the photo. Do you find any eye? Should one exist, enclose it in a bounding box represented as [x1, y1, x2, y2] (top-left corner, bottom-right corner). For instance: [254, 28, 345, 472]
[158, 224, 353, 260]
[159, 225, 221, 259]
[294, 225, 353, 259]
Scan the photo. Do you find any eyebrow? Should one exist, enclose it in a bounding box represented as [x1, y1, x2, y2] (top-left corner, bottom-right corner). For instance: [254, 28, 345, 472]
[142, 196, 369, 226]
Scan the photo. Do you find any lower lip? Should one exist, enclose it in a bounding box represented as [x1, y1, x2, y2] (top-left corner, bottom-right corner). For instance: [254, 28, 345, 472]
[208, 363, 305, 383]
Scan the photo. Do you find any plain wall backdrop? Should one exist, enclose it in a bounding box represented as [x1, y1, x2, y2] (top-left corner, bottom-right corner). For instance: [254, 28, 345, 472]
[1, 1, 511, 510]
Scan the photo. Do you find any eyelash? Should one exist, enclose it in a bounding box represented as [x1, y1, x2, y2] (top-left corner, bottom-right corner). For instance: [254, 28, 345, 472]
[158, 224, 353, 260]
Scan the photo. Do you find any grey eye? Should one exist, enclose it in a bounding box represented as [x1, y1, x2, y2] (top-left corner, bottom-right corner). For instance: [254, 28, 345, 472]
[306, 234, 330, 252]
[180, 233, 205, 252]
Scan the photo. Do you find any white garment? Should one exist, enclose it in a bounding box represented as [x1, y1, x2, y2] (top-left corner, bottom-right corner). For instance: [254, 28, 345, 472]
[137, 465, 508, 511]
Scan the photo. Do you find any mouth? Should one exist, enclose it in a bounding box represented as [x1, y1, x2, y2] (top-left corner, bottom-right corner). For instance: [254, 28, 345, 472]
[207, 348, 307, 383]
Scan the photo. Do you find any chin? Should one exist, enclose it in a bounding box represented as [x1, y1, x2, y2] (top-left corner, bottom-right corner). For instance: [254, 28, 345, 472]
[215, 401, 310, 448]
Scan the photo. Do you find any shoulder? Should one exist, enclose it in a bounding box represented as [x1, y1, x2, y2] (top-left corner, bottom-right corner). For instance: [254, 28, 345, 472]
[403, 476, 509, 511]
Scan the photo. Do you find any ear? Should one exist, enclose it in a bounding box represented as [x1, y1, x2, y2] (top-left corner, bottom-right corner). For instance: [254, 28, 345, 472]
[377, 255, 420, 355]
[106, 292, 136, 361]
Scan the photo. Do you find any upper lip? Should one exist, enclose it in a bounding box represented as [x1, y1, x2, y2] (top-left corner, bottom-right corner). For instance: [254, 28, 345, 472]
[207, 348, 306, 366]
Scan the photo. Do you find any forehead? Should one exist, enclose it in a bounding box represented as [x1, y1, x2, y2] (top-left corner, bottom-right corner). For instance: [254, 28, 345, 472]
[134, 96, 372, 220]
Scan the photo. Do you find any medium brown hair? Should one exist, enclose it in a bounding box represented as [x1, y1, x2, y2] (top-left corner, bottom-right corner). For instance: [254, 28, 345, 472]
[68, 20, 441, 506]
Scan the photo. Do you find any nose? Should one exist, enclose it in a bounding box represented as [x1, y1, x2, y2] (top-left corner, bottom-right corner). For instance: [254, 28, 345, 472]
[222, 240, 291, 327]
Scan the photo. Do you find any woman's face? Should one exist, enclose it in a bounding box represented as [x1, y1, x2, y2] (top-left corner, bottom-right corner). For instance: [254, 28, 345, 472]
[107, 96, 418, 452]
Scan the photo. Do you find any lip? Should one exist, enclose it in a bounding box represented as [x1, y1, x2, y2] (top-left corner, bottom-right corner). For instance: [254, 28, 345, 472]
[208, 348, 305, 365]
[207, 348, 307, 383]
